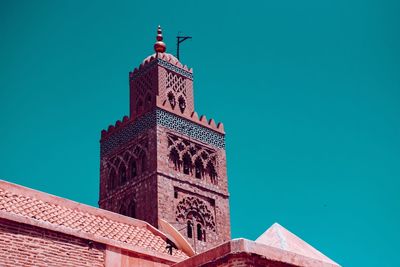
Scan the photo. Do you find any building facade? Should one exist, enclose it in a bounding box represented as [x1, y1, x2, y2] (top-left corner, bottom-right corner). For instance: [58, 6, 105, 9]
[98, 26, 230, 252]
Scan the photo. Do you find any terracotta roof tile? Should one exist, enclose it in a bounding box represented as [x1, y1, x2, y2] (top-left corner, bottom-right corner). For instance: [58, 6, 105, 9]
[0, 183, 188, 260]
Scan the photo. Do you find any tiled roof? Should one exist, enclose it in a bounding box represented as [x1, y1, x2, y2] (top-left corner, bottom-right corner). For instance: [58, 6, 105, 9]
[0, 180, 188, 260]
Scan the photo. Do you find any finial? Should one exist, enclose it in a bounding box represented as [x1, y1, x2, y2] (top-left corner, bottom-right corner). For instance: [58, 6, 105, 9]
[154, 25, 166, 53]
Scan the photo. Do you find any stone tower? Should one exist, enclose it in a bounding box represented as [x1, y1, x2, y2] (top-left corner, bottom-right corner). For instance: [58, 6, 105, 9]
[98, 26, 230, 252]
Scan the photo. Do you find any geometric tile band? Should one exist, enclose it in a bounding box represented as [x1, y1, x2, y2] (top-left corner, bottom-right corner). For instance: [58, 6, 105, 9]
[156, 109, 225, 149]
[100, 111, 156, 157]
[101, 109, 225, 156]
[157, 59, 193, 80]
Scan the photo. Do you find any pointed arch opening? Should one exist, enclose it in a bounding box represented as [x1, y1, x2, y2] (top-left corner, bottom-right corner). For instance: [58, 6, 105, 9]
[119, 163, 127, 185]
[207, 161, 218, 185]
[194, 157, 204, 179]
[169, 147, 180, 170]
[108, 168, 117, 191]
[140, 153, 147, 174]
[167, 91, 176, 109]
[187, 221, 193, 239]
[178, 96, 186, 113]
[182, 152, 192, 175]
[129, 158, 137, 180]
[197, 223, 203, 241]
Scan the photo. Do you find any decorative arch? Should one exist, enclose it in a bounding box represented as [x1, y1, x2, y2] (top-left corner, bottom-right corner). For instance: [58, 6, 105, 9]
[103, 139, 149, 191]
[128, 157, 137, 180]
[169, 147, 180, 170]
[207, 161, 218, 185]
[182, 152, 192, 175]
[175, 197, 215, 232]
[167, 134, 218, 184]
[118, 162, 127, 185]
[194, 157, 204, 179]
[167, 91, 176, 109]
[178, 95, 186, 113]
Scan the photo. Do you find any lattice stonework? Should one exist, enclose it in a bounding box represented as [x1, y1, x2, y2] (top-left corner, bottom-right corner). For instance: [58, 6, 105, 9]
[102, 139, 148, 172]
[166, 71, 186, 95]
[157, 59, 193, 80]
[101, 109, 225, 157]
[175, 196, 216, 231]
[132, 70, 154, 114]
[166, 71, 187, 112]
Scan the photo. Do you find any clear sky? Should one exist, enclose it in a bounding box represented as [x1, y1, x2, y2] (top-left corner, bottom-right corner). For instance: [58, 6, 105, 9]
[1, 1, 399, 266]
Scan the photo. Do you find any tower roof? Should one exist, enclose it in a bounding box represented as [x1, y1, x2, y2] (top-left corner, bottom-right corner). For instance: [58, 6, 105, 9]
[256, 223, 339, 266]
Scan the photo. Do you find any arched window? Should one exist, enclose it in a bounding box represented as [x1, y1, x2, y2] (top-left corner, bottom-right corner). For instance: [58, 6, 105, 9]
[182, 153, 192, 175]
[178, 96, 186, 113]
[130, 159, 137, 179]
[207, 161, 218, 184]
[187, 221, 193, 238]
[119, 164, 127, 185]
[108, 168, 117, 191]
[194, 158, 204, 179]
[197, 224, 203, 241]
[168, 92, 176, 109]
[169, 148, 180, 170]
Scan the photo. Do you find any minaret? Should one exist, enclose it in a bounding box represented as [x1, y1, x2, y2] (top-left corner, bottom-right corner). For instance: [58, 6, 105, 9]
[99, 26, 230, 252]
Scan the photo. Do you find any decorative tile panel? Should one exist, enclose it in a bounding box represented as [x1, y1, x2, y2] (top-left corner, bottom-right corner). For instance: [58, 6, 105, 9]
[156, 110, 225, 149]
[101, 109, 225, 157]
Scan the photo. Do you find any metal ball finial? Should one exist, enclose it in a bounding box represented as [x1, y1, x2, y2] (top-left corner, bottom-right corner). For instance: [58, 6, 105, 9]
[154, 25, 166, 53]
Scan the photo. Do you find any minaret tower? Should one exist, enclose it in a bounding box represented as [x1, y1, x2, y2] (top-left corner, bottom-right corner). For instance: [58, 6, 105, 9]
[99, 26, 230, 252]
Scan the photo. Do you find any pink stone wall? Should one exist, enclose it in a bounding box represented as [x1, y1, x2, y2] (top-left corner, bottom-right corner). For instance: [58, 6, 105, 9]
[0, 218, 105, 267]
[99, 129, 159, 227]
[105, 246, 172, 267]
[174, 252, 297, 267]
[156, 125, 231, 253]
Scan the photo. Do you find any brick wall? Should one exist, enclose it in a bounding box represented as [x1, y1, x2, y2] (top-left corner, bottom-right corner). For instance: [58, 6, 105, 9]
[99, 129, 159, 227]
[0, 218, 104, 267]
[156, 125, 231, 253]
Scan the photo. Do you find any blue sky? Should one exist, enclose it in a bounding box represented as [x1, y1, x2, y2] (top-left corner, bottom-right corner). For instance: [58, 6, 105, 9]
[1, 1, 399, 266]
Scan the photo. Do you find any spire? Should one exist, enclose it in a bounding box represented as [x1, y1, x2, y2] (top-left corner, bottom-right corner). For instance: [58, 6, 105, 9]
[154, 25, 166, 53]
